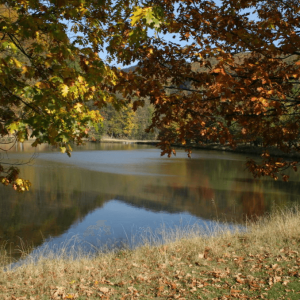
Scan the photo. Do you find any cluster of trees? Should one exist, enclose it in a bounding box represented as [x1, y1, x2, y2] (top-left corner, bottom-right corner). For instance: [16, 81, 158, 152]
[0, 0, 300, 191]
[97, 99, 157, 140]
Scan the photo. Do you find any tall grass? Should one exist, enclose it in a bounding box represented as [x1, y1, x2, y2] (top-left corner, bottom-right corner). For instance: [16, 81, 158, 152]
[1, 206, 299, 299]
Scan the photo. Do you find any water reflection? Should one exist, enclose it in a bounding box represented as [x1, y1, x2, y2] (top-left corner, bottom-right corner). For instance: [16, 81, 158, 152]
[1, 142, 300, 261]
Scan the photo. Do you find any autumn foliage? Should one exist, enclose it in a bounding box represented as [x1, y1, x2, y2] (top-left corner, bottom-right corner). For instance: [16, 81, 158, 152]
[1, 0, 300, 190]
[108, 0, 300, 181]
[0, 1, 116, 190]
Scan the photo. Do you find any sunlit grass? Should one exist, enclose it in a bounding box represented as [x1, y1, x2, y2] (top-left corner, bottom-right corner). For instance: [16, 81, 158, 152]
[0, 206, 300, 299]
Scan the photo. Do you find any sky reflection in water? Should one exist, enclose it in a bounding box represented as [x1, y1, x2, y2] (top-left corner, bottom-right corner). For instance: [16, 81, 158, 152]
[1, 142, 300, 268]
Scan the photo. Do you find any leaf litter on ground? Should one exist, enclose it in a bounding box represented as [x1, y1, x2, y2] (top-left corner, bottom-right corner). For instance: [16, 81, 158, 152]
[0, 206, 300, 299]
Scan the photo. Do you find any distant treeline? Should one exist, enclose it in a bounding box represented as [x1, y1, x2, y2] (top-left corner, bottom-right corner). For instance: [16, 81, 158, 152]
[90, 98, 158, 140]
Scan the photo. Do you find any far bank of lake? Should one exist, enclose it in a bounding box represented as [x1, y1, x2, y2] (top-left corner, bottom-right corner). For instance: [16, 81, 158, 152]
[99, 137, 300, 159]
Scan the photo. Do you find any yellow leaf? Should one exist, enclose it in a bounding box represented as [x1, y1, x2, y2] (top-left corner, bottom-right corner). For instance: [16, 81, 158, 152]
[35, 81, 48, 89]
[15, 178, 23, 186]
[11, 57, 23, 68]
[61, 84, 69, 97]
[130, 6, 144, 26]
[74, 103, 82, 112]
[60, 147, 66, 153]
[77, 75, 84, 83]
[22, 66, 28, 74]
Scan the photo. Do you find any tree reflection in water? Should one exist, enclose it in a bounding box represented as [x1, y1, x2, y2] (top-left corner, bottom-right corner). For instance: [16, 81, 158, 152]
[1, 143, 300, 261]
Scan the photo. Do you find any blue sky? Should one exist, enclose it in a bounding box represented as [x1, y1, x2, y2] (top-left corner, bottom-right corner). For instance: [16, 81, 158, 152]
[97, 0, 259, 68]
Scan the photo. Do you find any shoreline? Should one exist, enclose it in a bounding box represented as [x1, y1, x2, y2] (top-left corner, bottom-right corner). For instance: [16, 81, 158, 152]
[1, 207, 300, 299]
[99, 138, 159, 145]
[2, 136, 300, 159]
[98, 138, 300, 159]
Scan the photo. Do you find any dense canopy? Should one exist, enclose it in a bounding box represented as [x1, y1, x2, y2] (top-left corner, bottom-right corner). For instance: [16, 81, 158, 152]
[109, 0, 300, 181]
[0, 0, 117, 190]
[1, 0, 300, 190]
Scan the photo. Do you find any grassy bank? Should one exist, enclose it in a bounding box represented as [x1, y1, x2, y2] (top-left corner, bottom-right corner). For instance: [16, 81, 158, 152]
[1, 208, 300, 299]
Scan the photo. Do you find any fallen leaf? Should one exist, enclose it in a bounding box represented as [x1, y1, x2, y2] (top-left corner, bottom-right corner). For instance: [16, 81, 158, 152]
[204, 247, 211, 259]
[99, 287, 109, 294]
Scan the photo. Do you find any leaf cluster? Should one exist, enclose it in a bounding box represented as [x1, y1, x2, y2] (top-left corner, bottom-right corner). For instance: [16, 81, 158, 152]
[0, 1, 118, 190]
[106, 0, 300, 181]
[2, 0, 300, 190]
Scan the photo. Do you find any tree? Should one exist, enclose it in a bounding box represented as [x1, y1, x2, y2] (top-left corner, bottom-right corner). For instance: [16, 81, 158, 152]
[106, 0, 300, 181]
[101, 102, 136, 138]
[0, 1, 120, 191]
[99, 98, 157, 139]
[131, 99, 157, 140]
[1, 0, 300, 191]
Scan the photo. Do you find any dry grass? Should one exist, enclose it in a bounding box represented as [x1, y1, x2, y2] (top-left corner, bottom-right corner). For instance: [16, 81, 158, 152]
[1, 206, 300, 299]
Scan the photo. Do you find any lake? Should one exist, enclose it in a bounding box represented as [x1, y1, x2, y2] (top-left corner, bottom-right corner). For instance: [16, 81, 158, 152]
[1, 142, 300, 264]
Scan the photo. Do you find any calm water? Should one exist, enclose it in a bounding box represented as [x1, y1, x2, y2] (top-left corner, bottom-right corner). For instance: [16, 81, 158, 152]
[1, 142, 300, 262]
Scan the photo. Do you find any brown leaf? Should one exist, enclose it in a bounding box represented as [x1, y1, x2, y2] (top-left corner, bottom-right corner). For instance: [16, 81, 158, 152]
[157, 285, 164, 292]
[231, 289, 241, 294]
[282, 280, 290, 286]
[203, 247, 211, 259]
[99, 287, 109, 294]
[104, 280, 114, 285]
[236, 277, 245, 284]
[170, 283, 177, 289]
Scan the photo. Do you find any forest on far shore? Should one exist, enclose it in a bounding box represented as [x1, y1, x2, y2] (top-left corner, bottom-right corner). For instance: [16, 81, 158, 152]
[89, 98, 158, 140]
